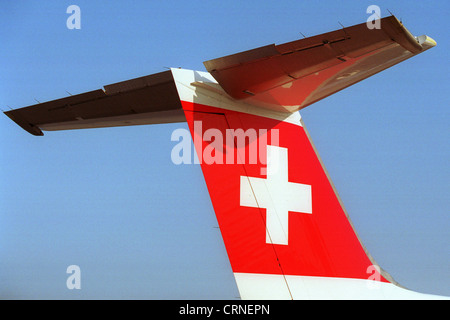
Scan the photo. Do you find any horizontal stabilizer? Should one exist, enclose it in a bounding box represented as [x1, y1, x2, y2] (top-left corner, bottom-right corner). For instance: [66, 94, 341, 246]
[4, 71, 184, 135]
[204, 16, 436, 112]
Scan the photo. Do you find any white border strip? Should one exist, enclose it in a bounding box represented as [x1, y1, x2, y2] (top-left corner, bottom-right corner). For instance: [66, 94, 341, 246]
[234, 273, 448, 300]
[171, 68, 302, 126]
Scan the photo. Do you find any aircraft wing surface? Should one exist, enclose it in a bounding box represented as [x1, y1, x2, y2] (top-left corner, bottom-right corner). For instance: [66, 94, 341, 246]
[204, 16, 436, 112]
[4, 71, 184, 136]
[5, 15, 435, 135]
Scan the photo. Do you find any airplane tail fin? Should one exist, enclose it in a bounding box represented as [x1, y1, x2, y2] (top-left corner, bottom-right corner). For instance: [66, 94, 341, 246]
[168, 18, 445, 299]
[5, 15, 445, 299]
[172, 68, 445, 299]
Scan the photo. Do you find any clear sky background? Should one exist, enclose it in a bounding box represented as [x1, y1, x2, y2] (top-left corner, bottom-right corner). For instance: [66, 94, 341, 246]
[0, 1, 448, 299]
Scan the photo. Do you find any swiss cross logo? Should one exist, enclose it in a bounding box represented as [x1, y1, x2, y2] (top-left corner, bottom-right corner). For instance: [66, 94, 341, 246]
[240, 145, 312, 245]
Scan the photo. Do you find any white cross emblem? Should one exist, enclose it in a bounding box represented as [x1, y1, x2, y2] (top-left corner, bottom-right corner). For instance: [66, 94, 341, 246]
[240, 145, 312, 245]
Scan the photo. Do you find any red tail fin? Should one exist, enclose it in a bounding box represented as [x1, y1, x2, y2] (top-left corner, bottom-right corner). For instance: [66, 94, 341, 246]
[172, 68, 444, 299]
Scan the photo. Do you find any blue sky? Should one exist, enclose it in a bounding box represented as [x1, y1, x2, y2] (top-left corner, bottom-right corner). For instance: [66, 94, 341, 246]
[0, 1, 448, 299]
